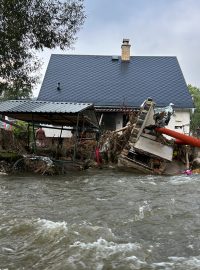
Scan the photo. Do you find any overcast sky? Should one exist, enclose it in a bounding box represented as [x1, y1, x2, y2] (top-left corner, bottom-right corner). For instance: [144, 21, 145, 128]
[35, 0, 200, 97]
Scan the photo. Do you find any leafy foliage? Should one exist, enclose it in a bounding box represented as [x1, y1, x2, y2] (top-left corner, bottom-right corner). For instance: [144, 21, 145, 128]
[0, 0, 85, 99]
[12, 120, 35, 141]
[13, 120, 29, 139]
[188, 84, 200, 132]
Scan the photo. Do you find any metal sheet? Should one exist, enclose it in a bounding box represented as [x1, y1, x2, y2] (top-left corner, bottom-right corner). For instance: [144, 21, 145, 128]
[0, 100, 99, 128]
[0, 100, 93, 113]
[134, 135, 173, 161]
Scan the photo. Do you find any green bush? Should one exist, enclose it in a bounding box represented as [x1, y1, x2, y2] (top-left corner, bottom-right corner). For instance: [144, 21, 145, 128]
[13, 120, 33, 140]
[188, 84, 200, 133]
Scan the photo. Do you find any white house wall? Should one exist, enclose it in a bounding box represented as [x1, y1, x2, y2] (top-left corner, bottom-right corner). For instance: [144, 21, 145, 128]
[167, 110, 191, 135]
[43, 126, 72, 138]
[113, 110, 191, 135]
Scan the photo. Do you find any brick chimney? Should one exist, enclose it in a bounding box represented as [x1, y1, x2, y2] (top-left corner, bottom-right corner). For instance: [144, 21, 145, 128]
[121, 39, 131, 61]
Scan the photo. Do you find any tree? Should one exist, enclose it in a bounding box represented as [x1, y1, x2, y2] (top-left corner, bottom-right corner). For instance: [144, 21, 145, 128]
[0, 0, 85, 99]
[188, 84, 200, 133]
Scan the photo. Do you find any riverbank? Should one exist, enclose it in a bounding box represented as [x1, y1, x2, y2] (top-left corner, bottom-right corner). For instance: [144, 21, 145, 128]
[1, 123, 200, 175]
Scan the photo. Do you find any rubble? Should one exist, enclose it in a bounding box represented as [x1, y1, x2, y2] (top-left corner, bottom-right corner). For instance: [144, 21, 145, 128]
[1, 98, 200, 175]
[99, 98, 199, 175]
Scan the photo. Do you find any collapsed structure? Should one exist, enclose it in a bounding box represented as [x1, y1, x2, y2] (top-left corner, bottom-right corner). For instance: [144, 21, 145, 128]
[99, 98, 200, 175]
[118, 98, 174, 174]
[0, 98, 199, 175]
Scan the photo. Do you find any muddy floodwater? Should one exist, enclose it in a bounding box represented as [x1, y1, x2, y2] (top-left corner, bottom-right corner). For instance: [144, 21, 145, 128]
[0, 169, 200, 270]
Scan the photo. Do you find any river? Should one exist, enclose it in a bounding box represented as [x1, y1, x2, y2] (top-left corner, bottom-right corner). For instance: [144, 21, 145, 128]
[0, 169, 200, 270]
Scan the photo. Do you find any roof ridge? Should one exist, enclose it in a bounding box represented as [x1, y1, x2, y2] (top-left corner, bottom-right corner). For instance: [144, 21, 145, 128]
[51, 54, 177, 58]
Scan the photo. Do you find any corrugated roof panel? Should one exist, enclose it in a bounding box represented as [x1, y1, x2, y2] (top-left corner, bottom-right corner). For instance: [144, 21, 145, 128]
[0, 100, 93, 113]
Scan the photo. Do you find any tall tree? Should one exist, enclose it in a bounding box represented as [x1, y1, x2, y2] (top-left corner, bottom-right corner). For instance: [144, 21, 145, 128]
[188, 84, 200, 133]
[0, 0, 85, 99]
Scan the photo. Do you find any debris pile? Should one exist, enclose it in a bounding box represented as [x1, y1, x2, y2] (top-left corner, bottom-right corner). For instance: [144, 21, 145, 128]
[99, 127, 131, 163]
[0, 128, 26, 154]
[12, 155, 86, 175]
[1, 98, 200, 175]
[99, 98, 198, 175]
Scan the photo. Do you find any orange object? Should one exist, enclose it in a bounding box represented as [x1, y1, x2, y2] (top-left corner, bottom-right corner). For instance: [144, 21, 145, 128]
[174, 139, 186, 145]
[156, 127, 200, 148]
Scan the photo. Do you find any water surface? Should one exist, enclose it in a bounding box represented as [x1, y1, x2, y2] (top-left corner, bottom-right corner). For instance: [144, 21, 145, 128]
[0, 169, 200, 269]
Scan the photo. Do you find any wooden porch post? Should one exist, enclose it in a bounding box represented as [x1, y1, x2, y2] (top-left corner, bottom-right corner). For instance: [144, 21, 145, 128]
[27, 123, 30, 150]
[32, 114, 36, 153]
[73, 113, 80, 162]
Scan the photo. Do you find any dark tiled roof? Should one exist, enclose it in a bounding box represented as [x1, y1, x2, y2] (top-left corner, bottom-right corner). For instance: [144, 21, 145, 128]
[38, 54, 194, 109]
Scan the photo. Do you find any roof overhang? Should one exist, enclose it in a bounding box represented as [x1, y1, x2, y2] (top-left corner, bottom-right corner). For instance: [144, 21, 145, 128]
[95, 105, 139, 113]
[0, 100, 99, 129]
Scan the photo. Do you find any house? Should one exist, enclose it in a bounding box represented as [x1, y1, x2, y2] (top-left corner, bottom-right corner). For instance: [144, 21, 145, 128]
[37, 39, 194, 134]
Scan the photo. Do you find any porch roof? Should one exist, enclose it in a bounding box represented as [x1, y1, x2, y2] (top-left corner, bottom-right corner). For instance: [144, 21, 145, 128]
[0, 100, 99, 129]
